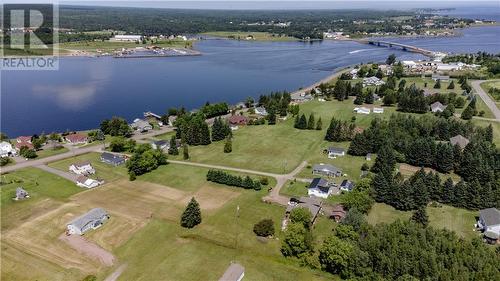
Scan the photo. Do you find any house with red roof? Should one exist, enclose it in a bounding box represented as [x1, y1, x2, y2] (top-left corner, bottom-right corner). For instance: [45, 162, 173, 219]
[64, 133, 89, 145]
[228, 115, 248, 126]
[16, 136, 32, 144]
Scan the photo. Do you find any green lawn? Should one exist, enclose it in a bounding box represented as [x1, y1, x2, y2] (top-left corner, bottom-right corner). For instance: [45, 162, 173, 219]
[35, 146, 69, 159]
[474, 94, 495, 119]
[472, 119, 500, 147]
[0, 167, 81, 231]
[401, 77, 464, 95]
[48, 152, 128, 183]
[367, 203, 478, 239]
[280, 180, 309, 198]
[480, 80, 500, 106]
[57, 39, 193, 54]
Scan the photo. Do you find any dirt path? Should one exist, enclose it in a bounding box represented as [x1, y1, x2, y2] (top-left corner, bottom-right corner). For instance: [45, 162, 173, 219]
[59, 234, 115, 266]
[472, 80, 500, 120]
[36, 164, 78, 182]
[104, 264, 127, 281]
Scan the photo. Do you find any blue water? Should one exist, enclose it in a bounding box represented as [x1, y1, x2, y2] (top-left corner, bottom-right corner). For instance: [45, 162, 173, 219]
[1, 25, 500, 137]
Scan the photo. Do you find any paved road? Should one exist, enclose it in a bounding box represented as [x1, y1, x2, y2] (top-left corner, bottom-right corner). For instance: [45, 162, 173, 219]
[472, 80, 500, 121]
[0, 127, 175, 174]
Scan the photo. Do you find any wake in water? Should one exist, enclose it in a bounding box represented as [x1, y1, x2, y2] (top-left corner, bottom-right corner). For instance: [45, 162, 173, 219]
[349, 49, 371, 54]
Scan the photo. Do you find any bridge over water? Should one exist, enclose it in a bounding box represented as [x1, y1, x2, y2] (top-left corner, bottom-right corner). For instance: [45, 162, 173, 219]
[355, 39, 441, 58]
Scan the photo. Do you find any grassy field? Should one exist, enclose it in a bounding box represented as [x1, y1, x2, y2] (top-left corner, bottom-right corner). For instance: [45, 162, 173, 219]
[367, 203, 478, 239]
[280, 180, 309, 198]
[474, 94, 495, 119]
[36, 146, 69, 159]
[480, 80, 500, 106]
[203, 31, 297, 41]
[472, 119, 500, 147]
[57, 39, 193, 54]
[170, 99, 397, 174]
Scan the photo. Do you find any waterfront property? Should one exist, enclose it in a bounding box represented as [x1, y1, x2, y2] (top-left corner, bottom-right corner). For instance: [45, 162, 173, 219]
[450, 134, 470, 150]
[64, 133, 89, 145]
[312, 163, 342, 178]
[326, 147, 346, 158]
[363, 76, 385, 87]
[66, 208, 110, 235]
[0, 141, 16, 157]
[113, 34, 142, 42]
[130, 118, 153, 132]
[100, 152, 126, 166]
[228, 115, 249, 126]
[69, 161, 96, 175]
[308, 178, 335, 198]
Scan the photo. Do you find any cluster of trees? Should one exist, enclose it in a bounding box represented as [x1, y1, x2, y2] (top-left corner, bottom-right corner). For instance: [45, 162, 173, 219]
[461, 96, 478, 120]
[206, 170, 262, 190]
[253, 219, 275, 237]
[176, 114, 211, 146]
[294, 113, 322, 130]
[325, 117, 355, 142]
[100, 117, 132, 137]
[109, 137, 137, 152]
[397, 84, 428, 113]
[258, 91, 291, 118]
[211, 117, 231, 141]
[316, 220, 500, 280]
[200, 102, 229, 119]
[126, 144, 167, 180]
[180, 197, 202, 228]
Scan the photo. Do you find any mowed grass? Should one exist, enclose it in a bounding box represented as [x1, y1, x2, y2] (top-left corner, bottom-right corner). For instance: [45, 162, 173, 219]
[48, 152, 128, 182]
[472, 119, 500, 147]
[0, 167, 81, 231]
[57, 39, 192, 53]
[367, 203, 477, 239]
[480, 80, 500, 105]
[174, 99, 396, 174]
[36, 146, 69, 159]
[280, 180, 309, 198]
[474, 94, 495, 119]
[202, 31, 297, 41]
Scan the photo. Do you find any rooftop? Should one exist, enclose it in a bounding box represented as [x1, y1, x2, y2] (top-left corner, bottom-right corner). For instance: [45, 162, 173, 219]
[68, 208, 108, 230]
[479, 208, 500, 226]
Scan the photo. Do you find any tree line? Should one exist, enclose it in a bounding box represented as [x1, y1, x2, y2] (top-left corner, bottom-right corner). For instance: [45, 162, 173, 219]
[206, 170, 262, 190]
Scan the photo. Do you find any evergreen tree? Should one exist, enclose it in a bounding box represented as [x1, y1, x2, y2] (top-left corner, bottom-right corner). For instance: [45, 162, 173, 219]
[200, 122, 211, 145]
[371, 146, 396, 174]
[224, 136, 232, 153]
[433, 79, 441, 89]
[168, 136, 179, 155]
[364, 90, 374, 104]
[298, 114, 307, 129]
[435, 143, 454, 173]
[316, 117, 323, 130]
[461, 100, 476, 120]
[386, 54, 396, 65]
[411, 207, 429, 227]
[268, 111, 276, 125]
[354, 93, 364, 105]
[375, 68, 384, 79]
[183, 143, 189, 160]
[307, 114, 315, 130]
[294, 114, 300, 128]
[180, 197, 202, 228]
[447, 80, 455, 89]
[441, 178, 455, 204]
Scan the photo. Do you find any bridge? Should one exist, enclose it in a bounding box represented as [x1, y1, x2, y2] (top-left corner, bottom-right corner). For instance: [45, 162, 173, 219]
[355, 39, 440, 58]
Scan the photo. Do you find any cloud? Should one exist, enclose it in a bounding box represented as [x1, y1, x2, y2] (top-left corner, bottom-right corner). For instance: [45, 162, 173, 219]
[32, 82, 100, 110]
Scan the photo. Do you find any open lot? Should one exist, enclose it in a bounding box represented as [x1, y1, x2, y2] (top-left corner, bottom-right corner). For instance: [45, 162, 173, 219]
[202, 31, 297, 41]
[367, 203, 478, 239]
[480, 80, 500, 106]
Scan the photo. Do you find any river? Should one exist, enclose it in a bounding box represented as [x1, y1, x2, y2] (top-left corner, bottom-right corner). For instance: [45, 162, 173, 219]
[1, 25, 499, 137]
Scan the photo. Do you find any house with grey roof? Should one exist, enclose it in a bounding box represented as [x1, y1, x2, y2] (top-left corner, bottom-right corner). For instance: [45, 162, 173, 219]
[312, 164, 342, 177]
[340, 180, 354, 192]
[219, 262, 245, 281]
[100, 152, 126, 166]
[67, 208, 109, 235]
[151, 140, 169, 151]
[308, 178, 336, 198]
[450, 134, 470, 150]
[477, 208, 500, 242]
[130, 118, 153, 132]
[14, 187, 29, 200]
[69, 161, 95, 175]
[326, 147, 346, 158]
[430, 101, 447, 113]
[255, 107, 268, 116]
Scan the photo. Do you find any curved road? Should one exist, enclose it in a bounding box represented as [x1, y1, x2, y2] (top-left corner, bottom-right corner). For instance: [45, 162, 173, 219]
[471, 80, 500, 121]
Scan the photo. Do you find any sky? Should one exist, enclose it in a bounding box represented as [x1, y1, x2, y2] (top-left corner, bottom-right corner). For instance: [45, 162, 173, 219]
[3, 1, 499, 10]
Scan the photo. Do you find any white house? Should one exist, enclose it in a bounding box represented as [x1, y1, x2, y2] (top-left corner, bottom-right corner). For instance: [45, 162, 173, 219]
[354, 107, 370, 114]
[308, 178, 333, 199]
[0, 141, 16, 157]
[373, 107, 384, 114]
[431, 101, 447, 113]
[67, 208, 109, 235]
[362, 76, 385, 87]
[113, 34, 142, 41]
[255, 107, 268, 116]
[326, 147, 346, 158]
[69, 161, 95, 175]
[76, 176, 101, 189]
[130, 118, 153, 132]
[402, 60, 417, 69]
[340, 180, 354, 192]
[477, 208, 500, 241]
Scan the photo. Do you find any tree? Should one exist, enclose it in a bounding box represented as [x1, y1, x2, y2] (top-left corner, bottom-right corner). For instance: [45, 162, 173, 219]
[447, 80, 455, 89]
[109, 137, 127, 152]
[253, 219, 275, 237]
[180, 197, 202, 228]
[392, 61, 404, 79]
[307, 114, 315, 130]
[318, 235, 355, 277]
[19, 146, 37, 158]
[433, 79, 441, 89]
[342, 208, 366, 231]
[168, 136, 179, 155]
[100, 117, 132, 137]
[316, 117, 323, 130]
[411, 207, 429, 227]
[280, 223, 313, 257]
[343, 190, 374, 214]
[353, 93, 365, 105]
[386, 54, 397, 65]
[183, 143, 189, 160]
[364, 90, 374, 104]
[461, 99, 476, 120]
[375, 68, 384, 79]
[224, 136, 232, 153]
[289, 207, 312, 229]
[296, 114, 307, 129]
[0, 132, 8, 141]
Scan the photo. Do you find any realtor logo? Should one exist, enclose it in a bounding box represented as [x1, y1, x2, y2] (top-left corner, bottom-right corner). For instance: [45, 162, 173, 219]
[1, 3, 59, 70]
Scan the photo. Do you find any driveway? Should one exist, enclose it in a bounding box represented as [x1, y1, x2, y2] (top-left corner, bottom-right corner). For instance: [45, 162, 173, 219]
[471, 80, 500, 121]
[36, 164, 78, 182]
